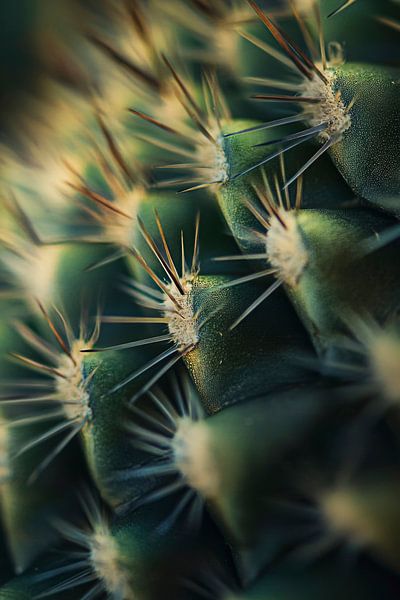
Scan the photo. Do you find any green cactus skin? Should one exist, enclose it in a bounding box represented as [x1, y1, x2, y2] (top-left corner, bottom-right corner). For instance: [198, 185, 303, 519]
[184, 275, 315, 414]
[131, 191, 243, 280]
[0, 582, 32, 600]
[0, 539, 120, 599]
[81, 349, 163, 509]
[0, 524, 11, 587]
[174, 387, 329, 542]
[0, 305, 82, 574]
[222, 120, 281, 180]
[40, 242, 122, 320]
[0, 561, 85, 600]
[70, 152, 244, 281]
[320, 0, 400, 66]
[7, 501, 237, 600]
[231, 553, 400, 600]
[218, 131, 357, 257]
[0, 238, 124, 330]
[268, 208, 400, 355]
[0, 0, 400, 598]
[330, 63, 400, 213]
[0, 304, 30, 381]
[105, 507, 236, 600]
[0, 415, 82, 575]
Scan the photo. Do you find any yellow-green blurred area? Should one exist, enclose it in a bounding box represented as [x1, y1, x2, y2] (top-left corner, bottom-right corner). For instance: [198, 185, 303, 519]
[0, 0, 287, 157]
[0, 0, 102, 150]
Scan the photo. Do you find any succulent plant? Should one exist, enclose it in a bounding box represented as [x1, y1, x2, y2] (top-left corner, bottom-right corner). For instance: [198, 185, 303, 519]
[1, 0, 400, 598]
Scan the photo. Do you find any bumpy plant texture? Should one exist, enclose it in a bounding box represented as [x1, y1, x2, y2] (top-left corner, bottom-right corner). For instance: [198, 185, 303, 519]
[1, 0, 400, 598]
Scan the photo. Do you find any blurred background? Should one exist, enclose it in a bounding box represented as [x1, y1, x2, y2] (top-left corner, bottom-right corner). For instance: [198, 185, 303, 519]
[0, 1, 99, 151]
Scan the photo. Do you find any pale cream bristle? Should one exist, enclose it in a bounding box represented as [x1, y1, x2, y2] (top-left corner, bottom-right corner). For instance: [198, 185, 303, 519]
[195, 131, 229, 186]
[4, 242, 61, 307]
[0, 419, 10, 483]
[301, 69, 351, 142]
[104, 186, 145, 248]
[30, 246, 60, 304]
[320, 487, 382, 550]
[90, 526, 133, 599]
[266, 210, 308, 287]
[55, 340, 91, 422]
[93, 12, 167, 116]
[293, 0, 316, 12]
[163, 279, 199, 353]
[213, 27, 240, 71]
[368, 332, 400, 404]
[157, 85, 190, 125]
[172, 418, 219, 499]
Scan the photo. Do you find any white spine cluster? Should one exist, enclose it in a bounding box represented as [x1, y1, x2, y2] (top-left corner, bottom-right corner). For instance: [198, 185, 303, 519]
[172, 418, 219, 499]
[5, 243, 60, 307]
[105, 187, 145, 249]
[266, 211, 309, 287]
[0, 419, 10, 483]
[163, 280, 199, 353]
[55, 340, 91, 422]
[320, 487, 379, 549]
[90, 527, 133, 599]
[301, 69, 351, 142]
[195, 132, 229, 185]
[213, 133, 230, 184]
[368, 332, 400, 404]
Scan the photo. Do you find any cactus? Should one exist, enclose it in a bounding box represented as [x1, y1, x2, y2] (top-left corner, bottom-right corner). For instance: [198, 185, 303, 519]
[0, 0, 400, 597]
